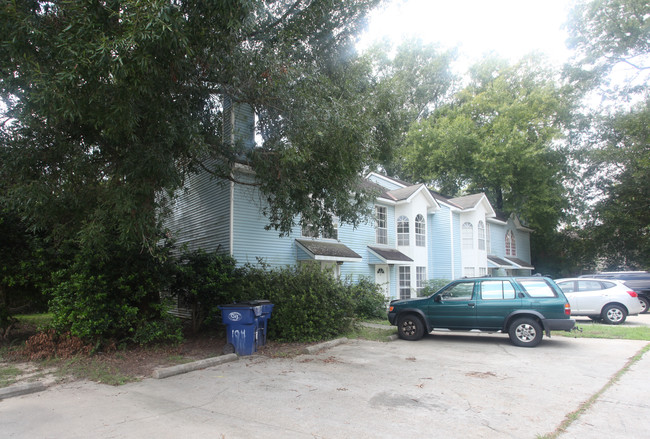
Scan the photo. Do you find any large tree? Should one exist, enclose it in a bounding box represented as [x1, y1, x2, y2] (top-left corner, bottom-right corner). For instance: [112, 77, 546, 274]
[399, 55, 575, 233]
[1, 0, 398, 340]
[564, 0, 649, 270]
[566, 0, 649, 82]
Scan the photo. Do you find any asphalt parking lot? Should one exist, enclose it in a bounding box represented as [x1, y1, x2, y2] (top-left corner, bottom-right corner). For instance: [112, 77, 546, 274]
[2, 327, 649, 439]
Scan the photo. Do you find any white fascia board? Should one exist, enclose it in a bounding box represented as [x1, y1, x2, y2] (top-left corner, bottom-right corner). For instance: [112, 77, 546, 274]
[366, 172, 407, 188]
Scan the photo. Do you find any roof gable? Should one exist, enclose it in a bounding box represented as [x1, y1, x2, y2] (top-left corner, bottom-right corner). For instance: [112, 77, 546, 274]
[449, 193, 495, 217]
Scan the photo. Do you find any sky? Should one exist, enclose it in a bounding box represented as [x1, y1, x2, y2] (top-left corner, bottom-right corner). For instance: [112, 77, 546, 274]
[358, 0, 576, 67]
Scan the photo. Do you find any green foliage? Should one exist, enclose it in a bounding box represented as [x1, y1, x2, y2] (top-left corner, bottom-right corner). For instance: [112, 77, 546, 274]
[419, 279, 451, 297]
[582, 98, 650, 269]
[566, 0, 649, 81]
[238, 264, 356, 342]
[400, 55, 574, 234]
[345, 277, 387, 319]
[47, 238, 178, 345]
[169, 250, 244, 331]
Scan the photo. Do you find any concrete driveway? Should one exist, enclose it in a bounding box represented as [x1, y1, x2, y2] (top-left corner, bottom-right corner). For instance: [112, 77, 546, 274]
[1, 331, 648, 439]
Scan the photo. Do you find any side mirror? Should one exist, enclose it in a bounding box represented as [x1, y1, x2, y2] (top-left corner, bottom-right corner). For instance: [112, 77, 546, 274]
[434, 295, 442, 302]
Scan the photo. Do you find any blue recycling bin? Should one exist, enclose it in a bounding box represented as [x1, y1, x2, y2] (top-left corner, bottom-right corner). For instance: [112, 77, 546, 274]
[219, 303, 262, 356]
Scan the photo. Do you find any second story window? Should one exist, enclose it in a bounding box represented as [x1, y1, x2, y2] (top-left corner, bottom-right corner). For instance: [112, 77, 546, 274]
[415, 214, 426, 247]
[486, 222, 491, 253]
[302, 217, 338, 240]
[478, 221, 485, 250]
[462, 222, 473, 249]
[505, 230, 516, 256]
[397, 215, 409, 246]
[375, 206, 387, 245]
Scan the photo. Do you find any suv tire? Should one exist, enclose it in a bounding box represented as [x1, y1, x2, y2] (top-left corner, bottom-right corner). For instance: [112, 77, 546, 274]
[508, 317, 543, 347]
[601, 304, 626, 325]
[639, 296, 649, 314]
[397, 314, 425, 341]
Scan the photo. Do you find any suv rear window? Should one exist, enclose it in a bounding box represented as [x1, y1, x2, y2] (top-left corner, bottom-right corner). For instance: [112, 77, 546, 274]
[518, 279, 558, 298]
[480, 280, 516, 300]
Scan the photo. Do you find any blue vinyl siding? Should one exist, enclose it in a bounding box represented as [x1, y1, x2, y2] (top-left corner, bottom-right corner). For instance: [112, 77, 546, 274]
[489, 222, 506, 256]
[452, 211, 462, 278]
[367, 174, 403, 191]
[231, 181, 300, 267]
[338, 221, 376, 282]
[165, 170, 231, 254]
[429, 206, 452, 280]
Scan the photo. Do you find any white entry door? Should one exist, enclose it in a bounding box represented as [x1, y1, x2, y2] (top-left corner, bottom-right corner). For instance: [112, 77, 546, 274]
[375, 265, 390, 300]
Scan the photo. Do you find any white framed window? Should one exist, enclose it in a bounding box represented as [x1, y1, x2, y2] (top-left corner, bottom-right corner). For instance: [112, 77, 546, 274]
[478, 221, 485, 250]
[397, 216, 409, 246]
[479, 267, 487, 276]
[506, 230, 516, 256]
[375, 205, 388, 245]
[415, 214, 426, 247]
[416, 266, 427, 295]
[462, 222, 473, 250]
[399, 266, 411, 299]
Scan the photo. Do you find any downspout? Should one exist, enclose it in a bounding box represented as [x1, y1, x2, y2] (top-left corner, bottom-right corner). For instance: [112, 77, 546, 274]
[449, 209, 455, 279]
[229, 179, 235, 257]
[228, 106, 236, 257]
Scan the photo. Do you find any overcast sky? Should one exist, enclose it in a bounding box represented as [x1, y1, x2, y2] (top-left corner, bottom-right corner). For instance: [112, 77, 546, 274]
[358, 0, 575, 66]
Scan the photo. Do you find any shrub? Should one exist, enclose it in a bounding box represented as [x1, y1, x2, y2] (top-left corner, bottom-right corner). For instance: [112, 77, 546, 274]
[169, 250, 244, 332]
[419, 279, 451, 297]
[346, 277, 387, 319]
[238, 263, 355, 342]
[48, 241, 176, 346]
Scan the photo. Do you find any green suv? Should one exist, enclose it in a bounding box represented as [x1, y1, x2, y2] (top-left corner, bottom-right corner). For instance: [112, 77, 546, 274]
[388, 276, 575, 347]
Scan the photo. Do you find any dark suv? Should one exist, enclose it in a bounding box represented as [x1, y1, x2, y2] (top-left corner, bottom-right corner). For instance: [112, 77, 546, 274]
[580, 272, 650, 314]
[388, 276, 575, 347]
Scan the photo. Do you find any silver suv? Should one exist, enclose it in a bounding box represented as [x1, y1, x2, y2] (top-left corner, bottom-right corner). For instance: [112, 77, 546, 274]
[580, 272, 650, 314]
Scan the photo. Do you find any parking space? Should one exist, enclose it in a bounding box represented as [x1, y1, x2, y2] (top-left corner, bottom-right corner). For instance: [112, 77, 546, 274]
[1, 333, 648, 438]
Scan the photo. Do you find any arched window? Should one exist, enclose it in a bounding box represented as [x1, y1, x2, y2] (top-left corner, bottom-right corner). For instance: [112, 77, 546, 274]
[506, 230, 516, 256]
[478, 221, 485, 250]
[415, 214, 426, 247]
[397, 215, 409, 246]
[462, 222, 473, 249]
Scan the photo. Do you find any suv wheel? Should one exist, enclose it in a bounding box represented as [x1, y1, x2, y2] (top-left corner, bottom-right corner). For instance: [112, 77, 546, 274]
[639, 296, 649, 314]
[508, 317, 543, 347]
[397, 314, 425, 341]
[601, 304, 626, 325]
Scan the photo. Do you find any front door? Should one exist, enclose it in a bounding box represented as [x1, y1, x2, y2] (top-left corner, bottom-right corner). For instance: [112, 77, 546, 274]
[375, 265, 390, 300]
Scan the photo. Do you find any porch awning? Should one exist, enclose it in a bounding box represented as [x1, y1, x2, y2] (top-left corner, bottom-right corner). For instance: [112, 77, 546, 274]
[488, 255, 535, 270]
[487, 255, 517, 269]
[367, 246, 413, 264]
[295, 239, 362, 262]
[505, 257, 534, 270]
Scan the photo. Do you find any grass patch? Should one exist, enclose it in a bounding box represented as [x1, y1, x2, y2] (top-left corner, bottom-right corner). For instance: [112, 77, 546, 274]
[360, 318, 391, 326]
[53, 358, 137, 386]
[0, 365, 22, 388]
[345, 322, 397, 341]
[554, 322, 650, 341]
[15, 313, 53, 330]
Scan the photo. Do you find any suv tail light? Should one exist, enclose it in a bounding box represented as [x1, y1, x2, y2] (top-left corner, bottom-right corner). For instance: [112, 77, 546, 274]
[565, 303, 571, 315]
[627, 291, 638, 298]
